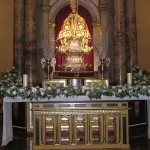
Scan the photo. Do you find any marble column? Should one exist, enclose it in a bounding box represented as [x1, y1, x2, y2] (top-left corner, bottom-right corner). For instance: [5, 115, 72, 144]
[114, 0, 126, 85]
[92, 1, 103, 71]
[125, 0, 138, 72]
[107, 0, 115, 83]
[14, 0, 25, 77]
[49, 23, 56, 60]
[92, 22, 101, 71]
[42, 3, 50, 59]
[36, 0, 44, 84]
[25, 0, 37, 86]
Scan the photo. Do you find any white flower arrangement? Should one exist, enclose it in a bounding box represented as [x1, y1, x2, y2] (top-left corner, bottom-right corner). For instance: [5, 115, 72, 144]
[0, 67, 150, 100]
[0, 68, 23, 88]
[132, 67, 150, 85]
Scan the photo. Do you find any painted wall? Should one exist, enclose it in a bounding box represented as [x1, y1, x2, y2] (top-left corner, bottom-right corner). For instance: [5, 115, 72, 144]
[0, 0, 13, 73]
[136, 0, 150, 71]
[0, 0, 150, 73]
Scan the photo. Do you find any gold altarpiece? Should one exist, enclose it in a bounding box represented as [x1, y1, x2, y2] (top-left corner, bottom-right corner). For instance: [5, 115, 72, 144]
[26, 0, 106, 133]
[32, 99, 129, 149]
[24, 1, 130, 149]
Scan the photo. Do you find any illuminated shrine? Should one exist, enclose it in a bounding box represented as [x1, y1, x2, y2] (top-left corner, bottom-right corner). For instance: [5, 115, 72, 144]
[5, 0, 145, 150]
[56, 1, 92, 71]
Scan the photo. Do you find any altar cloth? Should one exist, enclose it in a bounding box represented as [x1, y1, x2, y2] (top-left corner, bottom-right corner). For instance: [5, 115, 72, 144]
[2, 96, 150, 146]
[2, 102, 13, 146]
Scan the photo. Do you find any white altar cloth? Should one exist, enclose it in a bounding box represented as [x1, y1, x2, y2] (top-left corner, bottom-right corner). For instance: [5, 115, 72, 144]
[2, 96, 150, 146]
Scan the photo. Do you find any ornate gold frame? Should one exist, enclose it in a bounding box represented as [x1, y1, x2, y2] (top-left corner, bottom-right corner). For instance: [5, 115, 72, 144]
[32, 101, 130, 149]
[84, 78, 109, 86]
[42, 79, 67, 88]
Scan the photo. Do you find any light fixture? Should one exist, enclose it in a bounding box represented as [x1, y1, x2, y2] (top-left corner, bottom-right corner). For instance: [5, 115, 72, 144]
[56, 0, 92, 71]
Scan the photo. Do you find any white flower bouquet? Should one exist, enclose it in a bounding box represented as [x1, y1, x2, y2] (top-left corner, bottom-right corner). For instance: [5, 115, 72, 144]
[0, 67, 150, 100]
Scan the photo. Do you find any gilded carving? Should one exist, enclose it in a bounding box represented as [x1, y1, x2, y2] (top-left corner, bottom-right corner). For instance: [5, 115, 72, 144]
[42, 5, 50, 12]
[49, 23, 56, 29]
[32, 101, 129, 149]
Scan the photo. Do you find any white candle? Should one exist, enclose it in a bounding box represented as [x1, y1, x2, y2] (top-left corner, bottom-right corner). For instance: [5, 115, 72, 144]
[23, 74, 28, 87]
[127, 73, 132, 85]
[105, 79, 109, 86]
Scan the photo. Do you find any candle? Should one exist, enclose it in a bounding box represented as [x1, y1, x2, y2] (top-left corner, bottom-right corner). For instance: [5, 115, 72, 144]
[23, 74, 28, 87]
[127, 73, 132, 85]
[105, 79, 109, 86]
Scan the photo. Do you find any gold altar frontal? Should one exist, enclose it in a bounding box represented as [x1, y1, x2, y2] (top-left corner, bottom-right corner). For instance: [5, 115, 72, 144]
[32, 100, 130, 149]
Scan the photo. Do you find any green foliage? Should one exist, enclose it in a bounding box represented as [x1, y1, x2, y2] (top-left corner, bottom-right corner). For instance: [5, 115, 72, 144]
[0, 67, 150, 100]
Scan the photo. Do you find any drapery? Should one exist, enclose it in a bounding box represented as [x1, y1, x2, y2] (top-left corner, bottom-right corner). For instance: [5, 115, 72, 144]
[55, 5, 93, 71]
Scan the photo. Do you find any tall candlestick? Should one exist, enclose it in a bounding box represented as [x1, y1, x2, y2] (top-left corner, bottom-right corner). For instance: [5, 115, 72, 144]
[23, 74, 28, 87]
[127, 73, 132, 85]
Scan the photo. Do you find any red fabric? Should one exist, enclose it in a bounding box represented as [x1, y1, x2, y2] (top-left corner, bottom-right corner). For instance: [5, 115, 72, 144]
[55, 6, 93, 71]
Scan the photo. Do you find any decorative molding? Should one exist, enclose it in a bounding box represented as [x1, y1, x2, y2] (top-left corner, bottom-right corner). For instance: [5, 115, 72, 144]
[42, 5, 51, 12]
[99, 3, 107, 11]
[92, 21, 101, 27]
[49, 0, 100, 22]
[32, 101, 129, 149]
[49, 23, 56, 28]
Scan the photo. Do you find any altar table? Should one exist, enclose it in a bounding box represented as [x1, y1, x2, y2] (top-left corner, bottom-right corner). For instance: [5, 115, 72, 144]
[2, 96, 150, 149]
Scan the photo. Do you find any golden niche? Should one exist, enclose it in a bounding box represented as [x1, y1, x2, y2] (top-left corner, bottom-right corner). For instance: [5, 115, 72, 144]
[56, 0, 92, 71]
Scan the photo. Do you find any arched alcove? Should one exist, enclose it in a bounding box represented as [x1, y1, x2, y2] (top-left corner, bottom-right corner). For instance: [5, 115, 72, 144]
[54, 5, 94, 71]
[39, 0, 113, 82]
[49, 0, 100, 23]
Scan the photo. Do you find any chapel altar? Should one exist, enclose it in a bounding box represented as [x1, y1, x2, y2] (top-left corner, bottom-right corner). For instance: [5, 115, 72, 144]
[32, 99, 129, 149]
[7, 0, 147, 149]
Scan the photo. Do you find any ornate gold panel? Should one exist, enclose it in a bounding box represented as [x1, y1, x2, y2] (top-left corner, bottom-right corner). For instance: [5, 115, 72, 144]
[42, 79, 67, 88]
[84, 78, 109, 86]
[32, 101, 130, 149]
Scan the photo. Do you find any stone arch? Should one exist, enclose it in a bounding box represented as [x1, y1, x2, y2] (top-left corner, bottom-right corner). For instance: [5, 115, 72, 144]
[49, 0, 100, 23]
